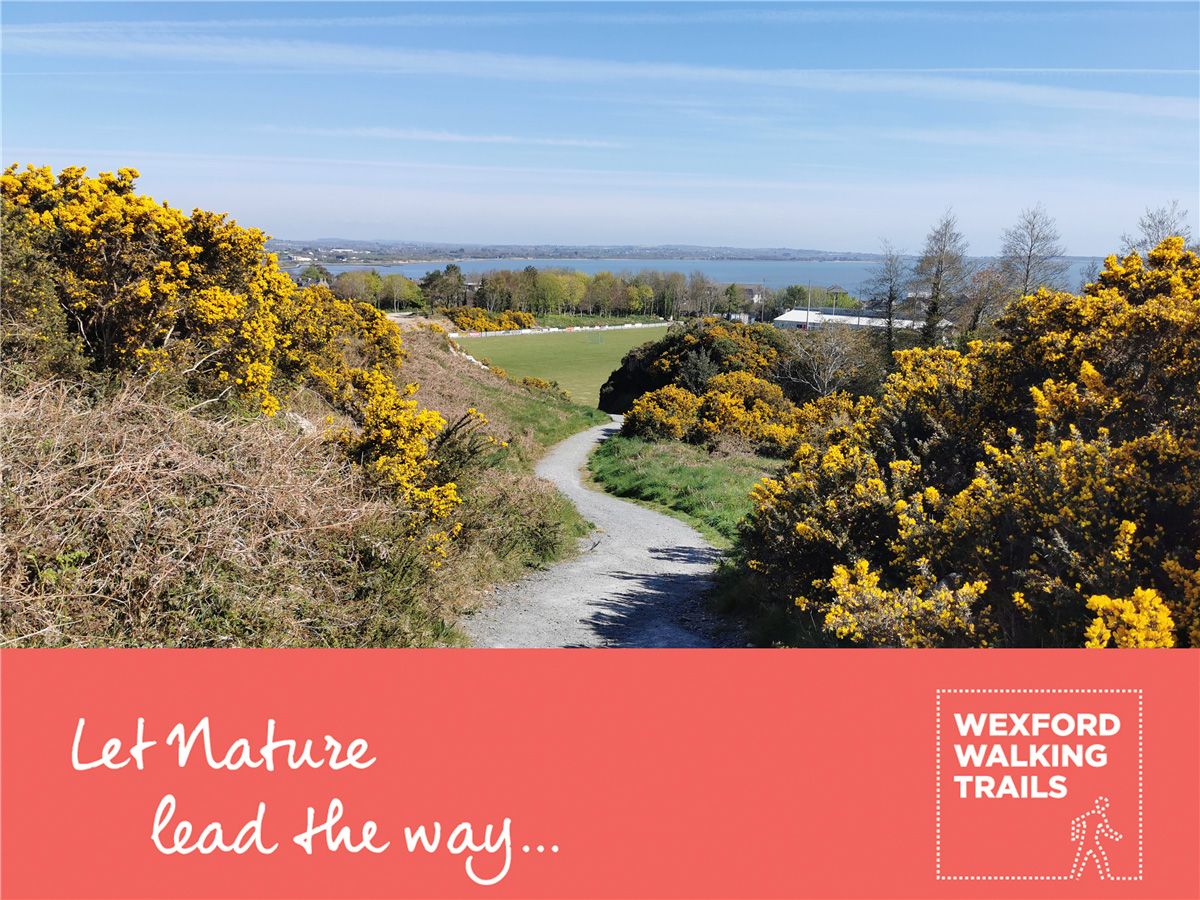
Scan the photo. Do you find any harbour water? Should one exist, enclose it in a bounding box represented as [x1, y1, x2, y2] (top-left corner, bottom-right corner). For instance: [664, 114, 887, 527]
[313, 256, 1099, 293]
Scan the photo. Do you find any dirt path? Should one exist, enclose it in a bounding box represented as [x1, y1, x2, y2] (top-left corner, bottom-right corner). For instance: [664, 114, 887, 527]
[462, 418, 737, 648]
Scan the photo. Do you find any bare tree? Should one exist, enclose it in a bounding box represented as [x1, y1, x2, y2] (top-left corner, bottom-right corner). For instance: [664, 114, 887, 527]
[775, 325, 864, 398]
[913, 209, 970, 346]
[1077, 258, 1101, 293]
[686, 270, 719, 316]
[1121, 201, 1195, 256]
[956, 264, 1009, 339]
[864, 239, 909, 363]
[1000, 203, 1070, 298]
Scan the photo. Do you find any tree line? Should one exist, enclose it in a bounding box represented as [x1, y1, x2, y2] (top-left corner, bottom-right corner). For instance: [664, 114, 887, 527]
[298, 261, 776, 319]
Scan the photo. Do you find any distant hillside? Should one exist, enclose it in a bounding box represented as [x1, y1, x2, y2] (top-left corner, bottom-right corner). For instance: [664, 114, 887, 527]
[266, 238, 882, 266]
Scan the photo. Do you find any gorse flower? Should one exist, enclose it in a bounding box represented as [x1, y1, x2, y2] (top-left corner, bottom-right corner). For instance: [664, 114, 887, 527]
[442, 307, 535, 332]
[3, 163, 466, 554]
[743, 239, 1200, 647]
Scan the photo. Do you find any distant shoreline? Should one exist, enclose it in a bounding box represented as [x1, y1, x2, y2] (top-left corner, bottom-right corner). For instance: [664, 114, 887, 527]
[278, 253, 1099, 272]
[278, 255, 889, 271]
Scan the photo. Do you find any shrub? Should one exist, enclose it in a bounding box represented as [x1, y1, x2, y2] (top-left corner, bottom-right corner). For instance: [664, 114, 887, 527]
[520, 376, 570, 402]
[623, 384, 702, 440]
[692, 371, 800, 453]
[622, 372, 803, 454]
[2, 164, 464, 562]
[599, 317, 791, 413]
[2, 165, 295, 416]
[0, 199, 87, 382]
[739, 239, 1200, 648]
[442, 307, 536, 332]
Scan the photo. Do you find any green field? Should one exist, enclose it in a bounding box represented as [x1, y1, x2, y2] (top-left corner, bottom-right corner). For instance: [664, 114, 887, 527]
[455, 326, 669, 408]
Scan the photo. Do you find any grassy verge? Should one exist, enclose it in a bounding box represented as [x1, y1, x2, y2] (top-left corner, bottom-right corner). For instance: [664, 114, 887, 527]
[455, 327, 668, 408]
[400, 327, 610, 458]
[586, 434, 783, 548]
[586, 432, 817, 646]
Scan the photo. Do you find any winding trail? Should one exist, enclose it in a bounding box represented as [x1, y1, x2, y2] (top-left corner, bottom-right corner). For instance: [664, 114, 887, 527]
[463, 418, 735, 648]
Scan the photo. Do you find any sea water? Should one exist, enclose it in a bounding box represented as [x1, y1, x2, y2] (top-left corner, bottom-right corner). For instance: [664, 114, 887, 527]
[315, 257, 1099, 293]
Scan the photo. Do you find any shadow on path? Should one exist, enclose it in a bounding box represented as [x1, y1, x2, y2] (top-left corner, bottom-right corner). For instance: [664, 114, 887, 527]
[463, 418, 742, 649]
[565, 567, 729, 649]
[647, 545, 724, 566]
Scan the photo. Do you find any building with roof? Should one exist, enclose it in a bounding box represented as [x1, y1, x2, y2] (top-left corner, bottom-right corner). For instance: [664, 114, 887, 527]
[771, 308, 949, 331]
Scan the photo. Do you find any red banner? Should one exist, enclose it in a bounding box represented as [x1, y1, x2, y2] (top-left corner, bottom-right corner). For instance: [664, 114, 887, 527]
[1, 650, 1197, 899]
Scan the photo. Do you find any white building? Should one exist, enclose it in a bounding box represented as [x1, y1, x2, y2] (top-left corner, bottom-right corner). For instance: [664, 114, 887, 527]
[771, 309, 934, 331]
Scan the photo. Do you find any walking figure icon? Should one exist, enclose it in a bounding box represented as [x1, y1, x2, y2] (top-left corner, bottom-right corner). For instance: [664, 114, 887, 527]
[1070, 796, 1123, 879]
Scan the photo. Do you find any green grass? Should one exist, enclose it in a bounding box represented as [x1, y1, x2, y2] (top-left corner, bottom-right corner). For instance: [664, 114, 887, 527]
[587, 434, 785, 548]
[470, 375, 610, 457]
[455, 326, 669, 408]
[399, 327, 611, 458]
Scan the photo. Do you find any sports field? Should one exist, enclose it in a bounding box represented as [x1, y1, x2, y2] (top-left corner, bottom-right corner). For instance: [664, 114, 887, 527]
[455, 326, 669, 408]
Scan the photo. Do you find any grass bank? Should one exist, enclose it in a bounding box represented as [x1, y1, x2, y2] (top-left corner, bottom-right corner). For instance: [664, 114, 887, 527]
[587, 432, 814, 646]
[454, 326, 668, 408]
[587, 434, 783, 548]
[1, 328, 608, 648]
[402, 327, 609, 459]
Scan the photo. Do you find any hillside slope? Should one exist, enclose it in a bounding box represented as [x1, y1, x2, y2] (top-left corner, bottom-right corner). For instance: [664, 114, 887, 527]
[0, 165, 606, 647]
[2, 325, 606, 648]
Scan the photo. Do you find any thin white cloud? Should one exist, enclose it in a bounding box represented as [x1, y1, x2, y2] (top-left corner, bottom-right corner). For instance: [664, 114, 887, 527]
[885, 68, 1197, 76]
[1, 146, 881, 193]
[0, 6, 1114, 35]
[851, 125, 1194, 167]
[0, 14, 529, 34]
[257, 125, 625, 149]
[8, 34, 1196, 120]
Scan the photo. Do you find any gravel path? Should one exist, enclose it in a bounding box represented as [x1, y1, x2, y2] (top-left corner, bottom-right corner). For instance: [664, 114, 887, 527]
[462, 418, 737, 648]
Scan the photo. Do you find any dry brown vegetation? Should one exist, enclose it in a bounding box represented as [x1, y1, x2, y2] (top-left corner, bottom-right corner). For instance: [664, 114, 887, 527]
[1, 328, 606, 648]
[0, 169, 609, 648]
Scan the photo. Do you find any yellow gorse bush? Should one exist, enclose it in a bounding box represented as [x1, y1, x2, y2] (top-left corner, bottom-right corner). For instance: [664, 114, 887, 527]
[623, 371, 802, 453]
[328, 369, 457, 522]
[2, 164, 464, 550]
[624, 384, 704, 440]
[743, 238, 1200, 647]
[2, 165, 300, 416]
[648, 318, 786, 381]
[1084, 589, 1175, 648]
[442, 306, 536, 332]
[692, 371, 800, 452]
[821, 559, 988, 647]
[598, 316, 794, 417]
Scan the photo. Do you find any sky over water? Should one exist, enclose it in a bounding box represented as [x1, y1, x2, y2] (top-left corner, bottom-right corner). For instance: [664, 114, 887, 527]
[3, 1, 1197, 256]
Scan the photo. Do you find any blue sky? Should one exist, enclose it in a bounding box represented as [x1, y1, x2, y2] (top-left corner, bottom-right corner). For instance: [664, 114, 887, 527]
[3, 2, 1197, 256]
